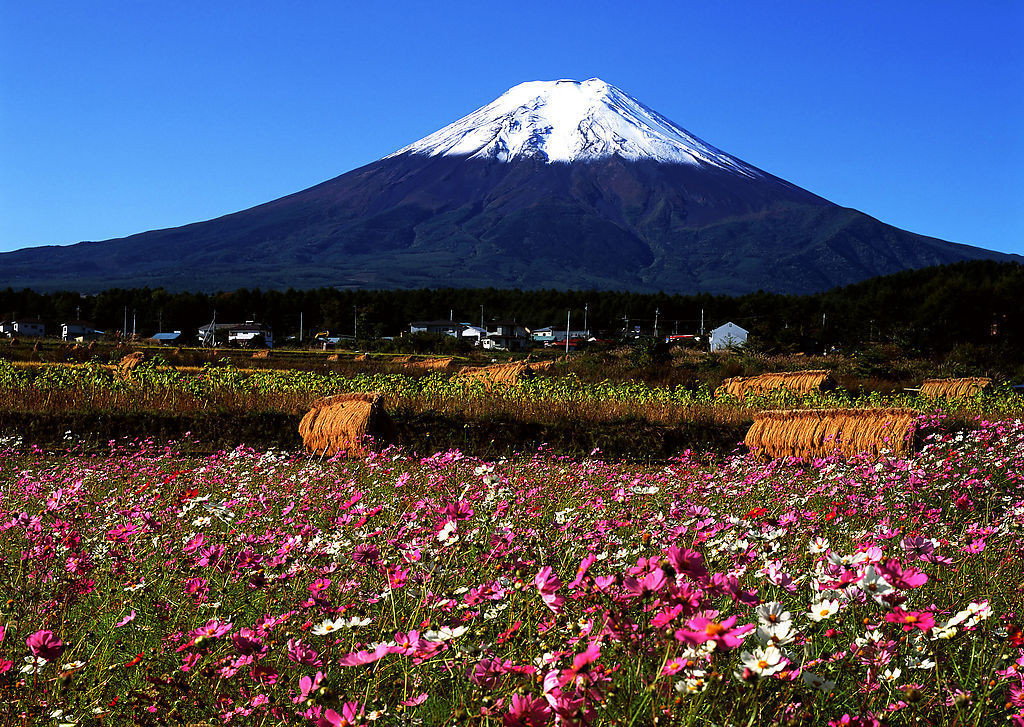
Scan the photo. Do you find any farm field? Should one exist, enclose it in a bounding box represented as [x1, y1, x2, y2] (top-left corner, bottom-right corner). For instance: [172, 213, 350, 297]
[2, 415, 1024, 725]
[1, 353, 1023, 459]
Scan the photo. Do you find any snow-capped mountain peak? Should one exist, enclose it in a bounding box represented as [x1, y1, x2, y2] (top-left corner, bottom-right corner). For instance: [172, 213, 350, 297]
[388, 78, 760, 177]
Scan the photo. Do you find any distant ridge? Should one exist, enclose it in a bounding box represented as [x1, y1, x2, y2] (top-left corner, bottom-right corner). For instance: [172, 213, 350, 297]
[1, 78, 1017, 293]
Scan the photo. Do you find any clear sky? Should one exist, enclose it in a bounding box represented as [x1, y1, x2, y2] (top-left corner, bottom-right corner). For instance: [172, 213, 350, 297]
[1, 1, 1022, 255]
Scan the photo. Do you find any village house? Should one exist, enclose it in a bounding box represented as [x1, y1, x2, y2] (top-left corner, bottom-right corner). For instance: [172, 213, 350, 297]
[531, 325, 590, 344]
[709, 322, 749, 352]
[408, 320, 466, 337]
[4, 317, 47, 337]
[482, 321, 531, 351]
[61, 320, 102, 342]
[228, 321, 273, 348]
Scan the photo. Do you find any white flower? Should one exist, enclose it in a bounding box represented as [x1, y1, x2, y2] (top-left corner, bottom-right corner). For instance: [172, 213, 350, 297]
[756, 601, 792, 627]
[345, 616, 372, 628]
[425, 625, 467, 642]
[739, 645, 786, 677]
[756, 622, 796, 648]
[437, 521, 458, 543]
[880, 666, 902, 683]
[808, 537, 829, 554]
[20, 655, 47, 674]
[857, 565, 894, 601]
[806, 599, 841, 622]
[312, 617, 347, 635]
[675, 670, 709, 694]
[801, 670, 835, 693]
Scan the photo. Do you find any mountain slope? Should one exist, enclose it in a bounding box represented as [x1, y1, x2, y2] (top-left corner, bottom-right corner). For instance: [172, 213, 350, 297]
[1, 79, 1016, 294]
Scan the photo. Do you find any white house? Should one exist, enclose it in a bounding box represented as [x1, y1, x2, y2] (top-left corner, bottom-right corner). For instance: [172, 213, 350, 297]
[531, 325, 590, 344]
[61, 320, 102, 342]
[409, 320, 465, 338]
[228, 321, 273, 348]
[11, 318, 46, 337]
[460, 325, 487, 345]
[0, 320, 13, 337]
[709, 322, 748, 352]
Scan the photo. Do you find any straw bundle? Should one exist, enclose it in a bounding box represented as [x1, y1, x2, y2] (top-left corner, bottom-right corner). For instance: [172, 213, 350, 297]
[117, 351, 145, 376]
[717, 370, 836, 399]
[298, 392, 396, 457]
[919, 378, 992, 398]
[354, 353, 371, 362]
[9, 338, 17, 346]
[392, 355, 413, 363]
[251, 349, 270, 359]
[405, 357, 454, 372]
[32, 341, 40, 352]
[458, 362, 534, 389]
[326, 354, 340, 362]
[745, 408, 918, 461]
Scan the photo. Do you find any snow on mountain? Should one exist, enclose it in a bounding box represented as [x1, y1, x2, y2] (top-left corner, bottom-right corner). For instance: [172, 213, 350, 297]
[388, 78, 761, 177]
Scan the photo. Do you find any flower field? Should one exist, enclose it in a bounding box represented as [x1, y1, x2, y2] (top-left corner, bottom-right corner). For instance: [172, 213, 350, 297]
[3, 416, 1024, 725]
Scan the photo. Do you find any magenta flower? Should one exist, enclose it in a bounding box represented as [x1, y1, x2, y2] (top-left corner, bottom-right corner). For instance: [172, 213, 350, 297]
[286, 638, 322, 666]
[503, 693, 551, 727]
[316, 701, 364, 727]
[534, 566, 565, 613]
[675, 614, 753, 650]
[884, 608, 935, 632]
[337, 643, 390, 666]
[26, 630, 64, 660]
[231, 628, 267, 656]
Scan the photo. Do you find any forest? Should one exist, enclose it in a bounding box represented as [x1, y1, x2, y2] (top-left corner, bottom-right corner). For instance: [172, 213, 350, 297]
[1, 260, 1021, 360]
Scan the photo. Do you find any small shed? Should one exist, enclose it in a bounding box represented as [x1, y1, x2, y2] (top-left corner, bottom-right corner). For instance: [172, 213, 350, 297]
[710, 322, 748, 352]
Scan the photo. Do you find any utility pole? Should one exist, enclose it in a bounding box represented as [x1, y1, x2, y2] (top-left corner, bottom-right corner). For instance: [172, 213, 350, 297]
[654, 308, 660, 338]
[480, 304, 484, 329]
[700, 309, 705, 337]
[353, 306, 358, 340]
[123, 307, 127, 339]
[565, 310, 571, 354]
[132, 309, 136, 338]
[158, 309, 163, 333]
[583, 303, 589, 337]
[299, 311, 303, 344]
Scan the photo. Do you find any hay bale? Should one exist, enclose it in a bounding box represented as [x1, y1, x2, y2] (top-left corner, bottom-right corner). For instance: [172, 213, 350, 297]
[353, 353, 371, 362]
[298, 392, 396, 457]
[251, 349, 270, 359]
[458, 362, 534, 389]
[716, 370, 836, 399]
[117, 351, 145, 376]
[327, 354, 340, 362]
[919, 378, 992, 399]
[744, 408, 918, 461]
[405, 357, 454, 372]
[392, 355, 413, 363]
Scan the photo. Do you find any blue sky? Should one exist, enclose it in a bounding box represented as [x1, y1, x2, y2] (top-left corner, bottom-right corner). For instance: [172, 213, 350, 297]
[1, 1, 1022, 255]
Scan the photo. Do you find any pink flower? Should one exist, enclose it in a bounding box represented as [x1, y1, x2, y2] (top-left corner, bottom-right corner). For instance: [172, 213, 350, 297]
[191, 619, 232, 641]
[675, 614, 753, 650]
[231, 628, 267, 656]
[115, 610, 136, 628]
[286, 638, 322, 666]
[26, 629, 64, 660]
[884, 608, 934, 632]
[535, 566, 564, 613]
[503, 693, 551, 727]
[337, 643, 390, 667]
[316, 701, 364, 727]
[294, 670, 325, 703]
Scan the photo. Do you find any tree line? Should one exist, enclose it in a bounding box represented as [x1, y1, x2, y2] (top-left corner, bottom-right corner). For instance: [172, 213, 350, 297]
[1, 260, 1021, 357]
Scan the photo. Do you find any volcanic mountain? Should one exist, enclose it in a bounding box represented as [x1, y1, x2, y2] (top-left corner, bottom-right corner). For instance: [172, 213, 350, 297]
[2, 78, 1016, 294]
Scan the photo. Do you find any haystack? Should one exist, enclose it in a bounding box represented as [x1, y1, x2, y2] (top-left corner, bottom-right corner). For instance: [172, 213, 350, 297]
[405, 357, 454, 372]
[745, 408, 918, 461]
[251, 349, 270, 359]
[919, 378, 992, 398]
[117, 351, 145, 375]
[298, 392, 396, 457]
[354, 353, 371, 362]
[327, 354, 340, 362]
[717, 370, 836, 399]
[458, 361, 534, 389]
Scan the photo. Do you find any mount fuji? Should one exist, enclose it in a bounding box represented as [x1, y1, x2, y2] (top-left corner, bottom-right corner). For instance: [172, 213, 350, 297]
[1, 78, 1016, 294]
